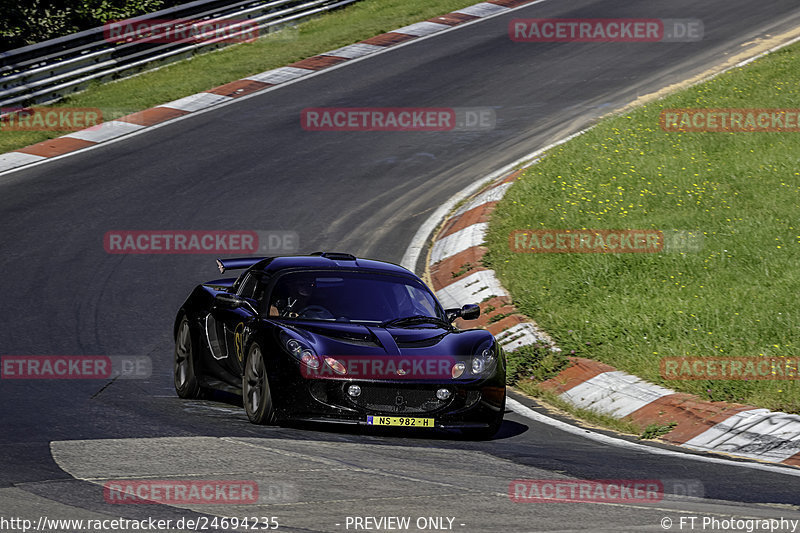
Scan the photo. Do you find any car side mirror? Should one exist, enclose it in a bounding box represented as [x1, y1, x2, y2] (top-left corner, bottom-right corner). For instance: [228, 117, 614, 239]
[445, 304, 481, 322]
[215, 293, 259, 315]
[215, 293, 246, 309]
[460, 303, 480, 320]
[214, 292, 258, 315]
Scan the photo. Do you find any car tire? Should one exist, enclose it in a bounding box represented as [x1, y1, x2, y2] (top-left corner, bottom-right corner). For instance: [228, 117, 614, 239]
[243, 343, 277, 425]
[174, 315, 204, 399]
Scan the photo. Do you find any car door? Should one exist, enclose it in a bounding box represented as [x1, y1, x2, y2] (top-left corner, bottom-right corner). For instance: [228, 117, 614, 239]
[206, 272, 262, 381]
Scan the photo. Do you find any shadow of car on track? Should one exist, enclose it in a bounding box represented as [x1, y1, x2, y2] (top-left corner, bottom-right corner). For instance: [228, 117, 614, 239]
[192, 390, 528, 441]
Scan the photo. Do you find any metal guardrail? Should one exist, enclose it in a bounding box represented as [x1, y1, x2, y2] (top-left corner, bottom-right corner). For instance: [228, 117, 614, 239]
[0, 0, 359, 108]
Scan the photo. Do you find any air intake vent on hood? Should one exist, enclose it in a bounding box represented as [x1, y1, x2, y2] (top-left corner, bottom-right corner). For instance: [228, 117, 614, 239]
[394, 336, 446, 348]
[311, 252, 357, 261]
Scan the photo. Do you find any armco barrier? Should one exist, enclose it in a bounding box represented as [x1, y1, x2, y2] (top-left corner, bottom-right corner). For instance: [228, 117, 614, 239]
[0, 0, 359, 108]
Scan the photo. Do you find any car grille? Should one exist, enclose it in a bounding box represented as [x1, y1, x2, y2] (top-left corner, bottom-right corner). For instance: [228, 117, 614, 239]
[348, 384, 449, 414]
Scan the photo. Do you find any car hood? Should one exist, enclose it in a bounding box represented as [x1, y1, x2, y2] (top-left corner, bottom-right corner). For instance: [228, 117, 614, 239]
[275, 320, 493, 357]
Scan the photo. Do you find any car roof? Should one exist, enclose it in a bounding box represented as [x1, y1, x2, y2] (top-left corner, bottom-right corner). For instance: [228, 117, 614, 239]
[254, 253, 417, 278]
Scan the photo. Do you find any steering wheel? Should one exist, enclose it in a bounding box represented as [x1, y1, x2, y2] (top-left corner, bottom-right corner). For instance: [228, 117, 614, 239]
[297, 305, 335, 320]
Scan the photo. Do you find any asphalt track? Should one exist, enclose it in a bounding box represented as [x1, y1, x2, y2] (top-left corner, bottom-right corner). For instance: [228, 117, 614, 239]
[3, 0, 800, 531]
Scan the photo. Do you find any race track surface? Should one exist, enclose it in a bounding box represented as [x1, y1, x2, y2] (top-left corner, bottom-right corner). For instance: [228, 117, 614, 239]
[3, 0, 800, 531]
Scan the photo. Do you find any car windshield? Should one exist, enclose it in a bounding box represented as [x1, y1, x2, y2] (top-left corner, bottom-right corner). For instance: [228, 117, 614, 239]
[266, 271, 443, 323]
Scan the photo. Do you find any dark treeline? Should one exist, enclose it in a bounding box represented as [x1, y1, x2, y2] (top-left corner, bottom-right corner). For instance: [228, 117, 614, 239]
[0, 0, 186, 53]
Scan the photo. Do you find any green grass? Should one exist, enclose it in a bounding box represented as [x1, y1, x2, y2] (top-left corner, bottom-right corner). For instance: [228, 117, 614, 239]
[505, 341, 568, 385]
[640, 422, 678, 440]
[0, 0, 480, 154]
[486, 42, 800, 414]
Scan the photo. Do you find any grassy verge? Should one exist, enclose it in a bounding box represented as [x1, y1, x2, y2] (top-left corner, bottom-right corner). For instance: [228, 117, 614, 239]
[0, 0, 479, 154]
[505, 340, 568, 384]
[487, 41, 800, 414]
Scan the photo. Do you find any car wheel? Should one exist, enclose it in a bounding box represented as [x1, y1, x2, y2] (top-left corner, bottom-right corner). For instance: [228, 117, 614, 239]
[174, 316, 203, 399]
[243, 343, 276, 425]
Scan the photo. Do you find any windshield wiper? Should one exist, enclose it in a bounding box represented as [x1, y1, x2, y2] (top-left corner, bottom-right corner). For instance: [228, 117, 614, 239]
[380, 315, 451, 328]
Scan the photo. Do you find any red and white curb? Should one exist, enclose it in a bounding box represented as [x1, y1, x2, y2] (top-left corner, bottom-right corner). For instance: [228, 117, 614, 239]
[0, 0, 540, 176]
[425, 169, 800, 468]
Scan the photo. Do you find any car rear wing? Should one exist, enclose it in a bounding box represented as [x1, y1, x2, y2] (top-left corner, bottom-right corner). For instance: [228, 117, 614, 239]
[216, 257, 267, 274]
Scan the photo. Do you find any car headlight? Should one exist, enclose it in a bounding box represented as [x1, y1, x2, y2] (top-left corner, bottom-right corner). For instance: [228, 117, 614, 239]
[286, 339, 303, 357]
[301, 350, 320, 369]
[280, 331, 320, 369]
[324, 357, 347, 375]
[471, 340, 497, 376]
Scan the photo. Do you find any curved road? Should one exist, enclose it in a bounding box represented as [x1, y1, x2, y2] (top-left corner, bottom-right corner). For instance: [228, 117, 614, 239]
[3, 0, 800, 531]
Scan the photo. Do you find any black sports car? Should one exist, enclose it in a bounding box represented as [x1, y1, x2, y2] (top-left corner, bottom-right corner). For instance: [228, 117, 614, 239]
[173, 252, 506, 438]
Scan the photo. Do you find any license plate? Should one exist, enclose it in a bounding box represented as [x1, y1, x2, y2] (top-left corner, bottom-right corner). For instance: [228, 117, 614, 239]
[366, 416, 434, 427]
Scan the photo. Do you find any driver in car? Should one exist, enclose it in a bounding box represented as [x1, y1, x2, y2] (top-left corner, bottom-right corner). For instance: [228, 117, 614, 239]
[269, 276, 326, 318]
